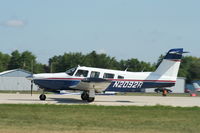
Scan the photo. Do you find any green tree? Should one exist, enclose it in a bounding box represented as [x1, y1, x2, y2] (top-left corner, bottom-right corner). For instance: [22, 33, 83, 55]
[20, 51, 36, 72]
[84, 51, 118, 69]
[180, 56, 200, 82]
[8, 50, 21, 69]
[7, 50, 46, 73]
[49, 53, 85, 72]
[188, 60, 200, 81]
[34, 63, 49, 73]
[118, 59, 155, 72]
[0, 52, 10, 72]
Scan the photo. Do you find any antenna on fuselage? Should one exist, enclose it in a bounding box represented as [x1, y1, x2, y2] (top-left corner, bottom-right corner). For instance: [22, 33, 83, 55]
[141, 67, 145, 72]
[125, 66, 129, 72]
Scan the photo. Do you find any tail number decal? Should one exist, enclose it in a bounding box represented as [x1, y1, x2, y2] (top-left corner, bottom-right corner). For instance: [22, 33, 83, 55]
[113, 81, 143, 88]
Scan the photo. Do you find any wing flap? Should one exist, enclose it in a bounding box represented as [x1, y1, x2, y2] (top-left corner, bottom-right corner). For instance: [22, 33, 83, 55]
[73, 78, 111, 92]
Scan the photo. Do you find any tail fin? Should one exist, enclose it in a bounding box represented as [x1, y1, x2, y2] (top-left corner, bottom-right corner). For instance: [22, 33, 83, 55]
[154, 48, 184, 79]
[193, 83, 200, 92]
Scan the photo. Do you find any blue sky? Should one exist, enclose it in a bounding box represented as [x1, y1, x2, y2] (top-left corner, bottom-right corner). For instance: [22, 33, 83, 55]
[0, 0, 200, 64]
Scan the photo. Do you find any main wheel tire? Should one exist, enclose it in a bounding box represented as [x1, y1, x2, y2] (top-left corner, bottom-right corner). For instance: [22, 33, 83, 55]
[39, 94, 46, 101]
[87, 97, 95, 102]
[81, 92, 89, 101]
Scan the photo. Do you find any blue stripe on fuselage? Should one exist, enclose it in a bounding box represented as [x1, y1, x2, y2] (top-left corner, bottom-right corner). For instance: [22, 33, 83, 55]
[33, 79, 81, 90]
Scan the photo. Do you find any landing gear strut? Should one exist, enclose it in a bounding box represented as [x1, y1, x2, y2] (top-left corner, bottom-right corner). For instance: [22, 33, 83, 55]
[39, 89, 46, 101]
[81, 90, 95, 102]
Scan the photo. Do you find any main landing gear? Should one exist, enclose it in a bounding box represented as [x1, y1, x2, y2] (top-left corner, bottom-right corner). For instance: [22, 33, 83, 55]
[81, 90, 95, 102]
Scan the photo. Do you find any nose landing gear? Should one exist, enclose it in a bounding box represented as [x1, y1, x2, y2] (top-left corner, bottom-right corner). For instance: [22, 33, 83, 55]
[39, 94, 46, 100]
[39, 89, 46, 101]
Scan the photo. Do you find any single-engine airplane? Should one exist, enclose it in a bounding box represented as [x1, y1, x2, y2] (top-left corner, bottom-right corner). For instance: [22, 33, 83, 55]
[27, 48, 186, 102]
[193, 82, 200, 92]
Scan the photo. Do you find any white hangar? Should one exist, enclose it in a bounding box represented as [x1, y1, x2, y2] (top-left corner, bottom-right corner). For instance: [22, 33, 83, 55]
[0, 69, 37, 91]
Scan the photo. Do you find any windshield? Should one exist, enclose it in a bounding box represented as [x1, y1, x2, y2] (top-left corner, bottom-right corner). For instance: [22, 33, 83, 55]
[66, 67, 77, 76]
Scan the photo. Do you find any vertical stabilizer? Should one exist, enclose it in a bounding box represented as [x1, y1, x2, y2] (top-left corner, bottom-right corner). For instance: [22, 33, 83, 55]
[193, 83, 200, 92]
[154, 48, 184, 79]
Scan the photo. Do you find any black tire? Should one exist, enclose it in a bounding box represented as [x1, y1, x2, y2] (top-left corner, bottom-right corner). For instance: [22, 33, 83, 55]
[87, 97, 95, 102]
[39, 94, 46, 101]
[81, 92, 89, 101]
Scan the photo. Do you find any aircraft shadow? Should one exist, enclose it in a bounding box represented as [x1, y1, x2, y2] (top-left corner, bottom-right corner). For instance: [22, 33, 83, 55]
[115, 100, 133, 103]
[94, 100, 134, 103]
[8, 98, 88, 104]
[8, 98, 134, 104]
[8, 99, 38, 102]
[49, 98, 88, 104]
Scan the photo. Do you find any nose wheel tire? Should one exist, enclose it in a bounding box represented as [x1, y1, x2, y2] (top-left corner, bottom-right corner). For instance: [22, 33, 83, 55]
[39, 94, 46, 101]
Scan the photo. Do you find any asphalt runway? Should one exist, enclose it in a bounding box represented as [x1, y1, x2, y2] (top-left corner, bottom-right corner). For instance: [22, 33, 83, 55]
[0, 93, 200, 107]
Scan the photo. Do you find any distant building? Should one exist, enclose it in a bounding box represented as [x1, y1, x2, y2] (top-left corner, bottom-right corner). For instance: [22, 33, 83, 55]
[0, 69, 38, 91]
[144, 77, 186, 93]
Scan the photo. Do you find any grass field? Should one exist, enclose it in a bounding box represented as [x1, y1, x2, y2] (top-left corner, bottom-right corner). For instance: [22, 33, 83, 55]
[0, 104, 200, 133]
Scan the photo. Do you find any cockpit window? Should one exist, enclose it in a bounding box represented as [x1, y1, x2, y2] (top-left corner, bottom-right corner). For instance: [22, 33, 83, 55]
[75, 70, 89, 77]
[66, 67, 77, 76]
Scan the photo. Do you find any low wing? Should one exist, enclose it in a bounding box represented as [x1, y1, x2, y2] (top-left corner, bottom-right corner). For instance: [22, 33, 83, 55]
[72, 78, 112, 93]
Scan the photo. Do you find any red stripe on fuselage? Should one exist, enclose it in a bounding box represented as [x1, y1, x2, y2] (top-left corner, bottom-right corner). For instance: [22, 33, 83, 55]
[111, 79, 176, 83]
[47, 78, 83, 80]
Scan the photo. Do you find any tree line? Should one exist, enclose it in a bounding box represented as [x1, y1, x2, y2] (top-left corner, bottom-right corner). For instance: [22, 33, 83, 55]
[0, 50, 200, 83]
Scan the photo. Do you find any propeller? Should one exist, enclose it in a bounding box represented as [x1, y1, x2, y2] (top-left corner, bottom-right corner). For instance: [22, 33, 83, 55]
[31, 80, 33, 96]
[26, 74, 34, 96]
[30, 59, 34, 96]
